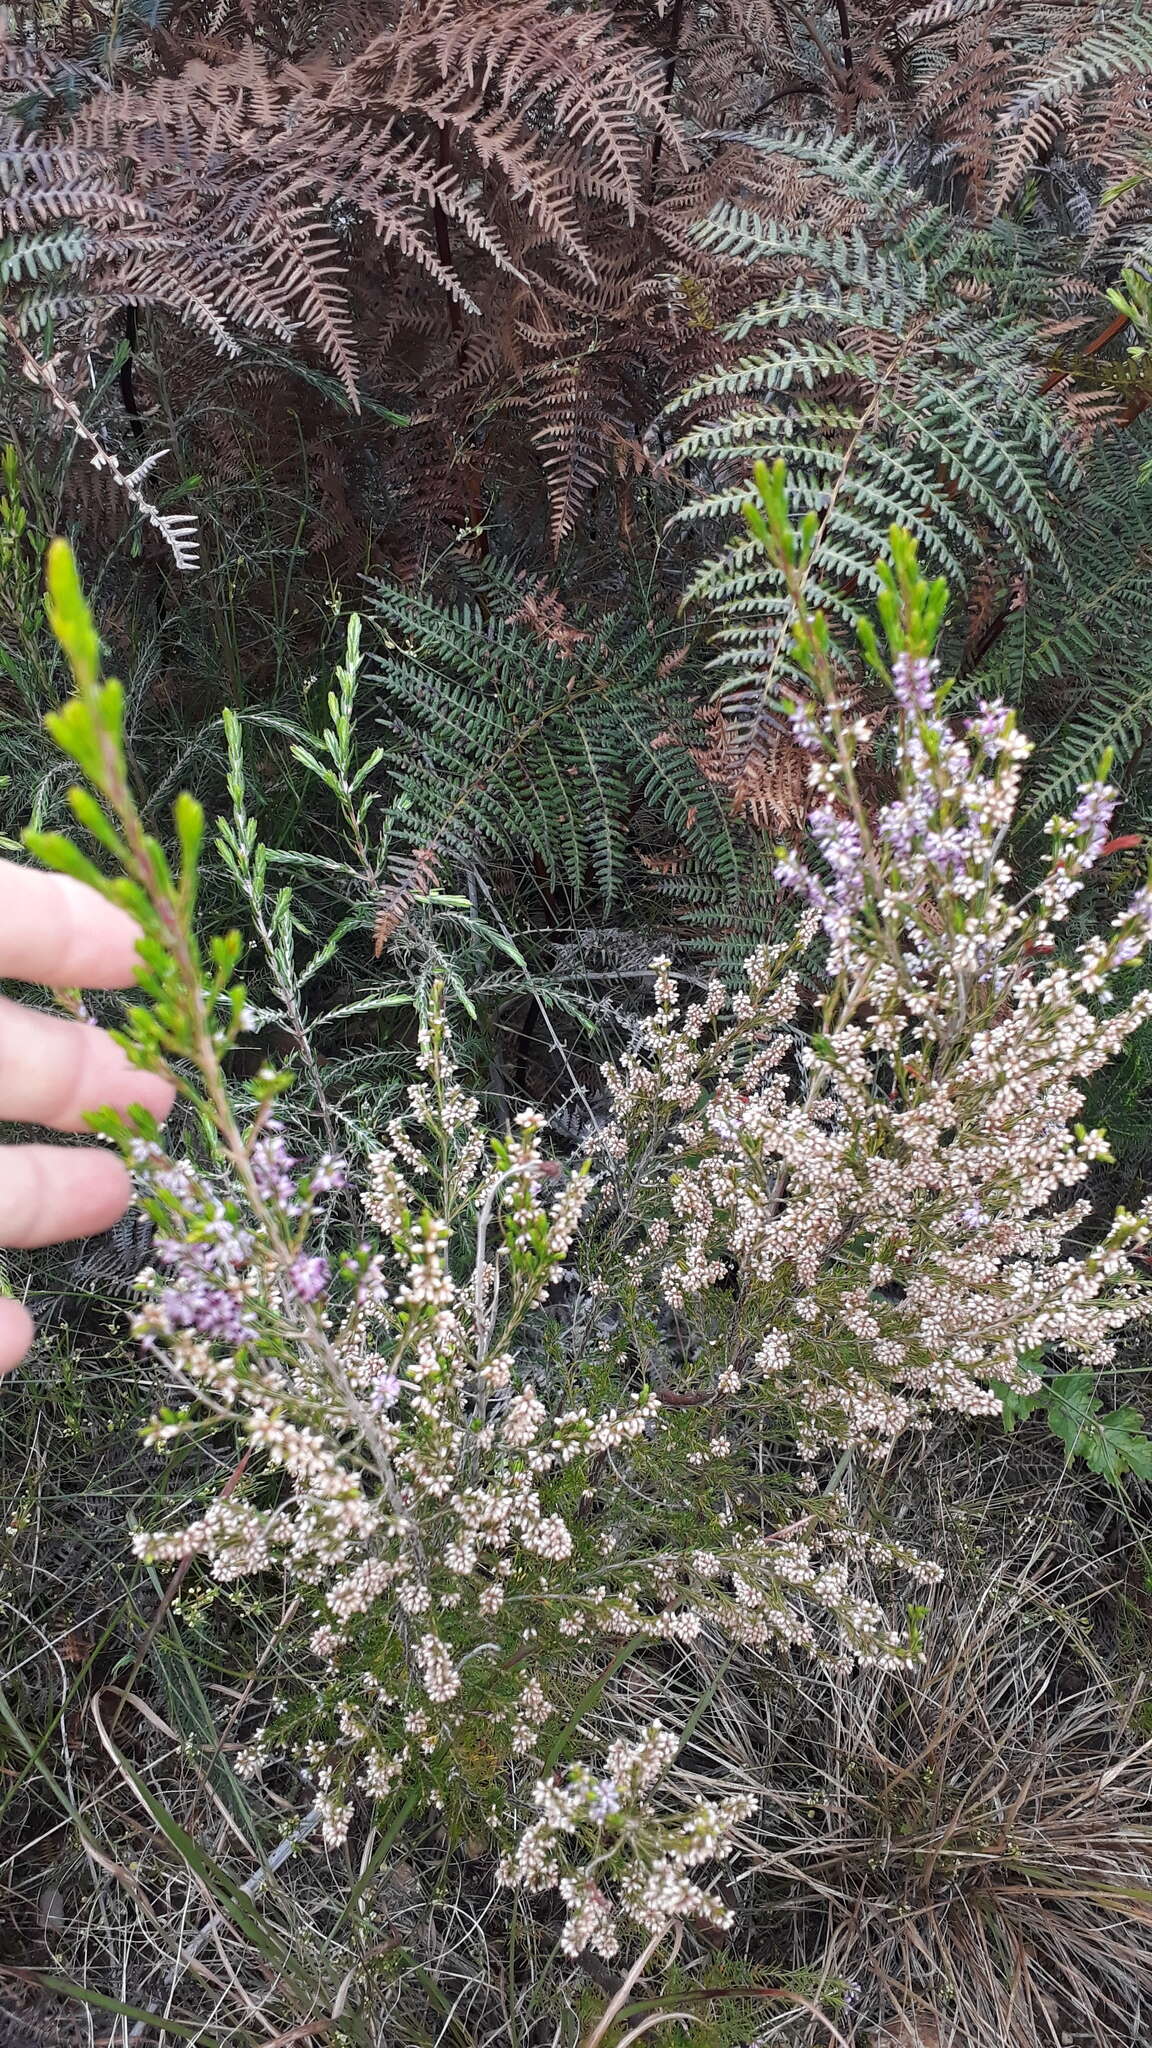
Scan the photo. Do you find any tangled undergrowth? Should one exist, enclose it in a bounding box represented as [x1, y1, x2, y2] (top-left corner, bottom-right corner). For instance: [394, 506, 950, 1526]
[4, 5, 1152, 2041]
[4, 467, 1152, 2047]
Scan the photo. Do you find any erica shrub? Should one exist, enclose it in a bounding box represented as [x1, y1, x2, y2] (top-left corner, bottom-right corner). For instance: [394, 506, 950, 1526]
[28, 474, 1152, 1956]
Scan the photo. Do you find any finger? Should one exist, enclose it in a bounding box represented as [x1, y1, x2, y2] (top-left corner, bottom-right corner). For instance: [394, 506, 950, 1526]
[0, 1297, 34, 1373]
[0, 864, 146, 988]
[0, 1145, 134, 1248]
[0, 996, 174, 1132]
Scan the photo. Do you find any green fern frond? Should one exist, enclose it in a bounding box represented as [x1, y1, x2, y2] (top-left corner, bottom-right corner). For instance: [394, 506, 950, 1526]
[967, 427, 1152, 823]
[0, 225, 88, 286]
[364, 571, 743, 922]
[1008, 11, 1152, 115]
[663, 131, 1078, 705]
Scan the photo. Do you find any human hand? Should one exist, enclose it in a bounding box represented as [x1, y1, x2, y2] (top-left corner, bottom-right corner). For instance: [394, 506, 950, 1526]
[0, 860, 175, 1371]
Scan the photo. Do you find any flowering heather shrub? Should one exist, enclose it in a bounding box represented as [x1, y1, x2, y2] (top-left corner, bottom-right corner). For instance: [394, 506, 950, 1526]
[26, 485, 1152, 1950]
[125, 985, 931, 1842]
[499, 1722, 755, 1961]
[596, 468, 1152, 1477]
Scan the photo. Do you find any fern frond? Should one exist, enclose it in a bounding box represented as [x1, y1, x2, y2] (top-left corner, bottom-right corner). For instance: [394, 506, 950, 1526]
[374, 847, 440, 954]
[364, 568, 742, 916]
[663, 131, 1078, 706]
[0, 225, 88, 286]
[1008, 12, 1152, 115]
[967, 426, 1152, 823]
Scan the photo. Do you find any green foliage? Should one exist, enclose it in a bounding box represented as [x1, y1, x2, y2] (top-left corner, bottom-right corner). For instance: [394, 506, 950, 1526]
[966, 427, 1152, 822]
[0, 439, 55, 719]
[665, 132, 1077, 698]
[24, 538, 276, 1169]
[0, 223, 90, 326]
[577, 1957, 803, 2047]
[9, 3, 1152, 2031]
[364, 568, 741, 917]
[1105, 268, 1152, 365]
[999, 1369, 1152, 1485]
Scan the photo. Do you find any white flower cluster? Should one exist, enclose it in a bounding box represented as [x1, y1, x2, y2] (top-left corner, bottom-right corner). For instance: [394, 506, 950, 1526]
[559, 1514, 940, 1673]
[499, 1721, 755, 1959]
[599, 686, 1152, 1467]
[127, 995, 696, 1808]
[121, 619, 1152, 1902]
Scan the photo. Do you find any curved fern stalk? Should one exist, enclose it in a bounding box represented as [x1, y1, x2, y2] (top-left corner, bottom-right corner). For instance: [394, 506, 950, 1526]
[2, 321, 199, 571]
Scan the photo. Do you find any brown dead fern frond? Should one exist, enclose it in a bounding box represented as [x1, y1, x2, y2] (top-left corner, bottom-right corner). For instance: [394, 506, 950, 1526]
[373, 847, 440, 955]
[689, 700, 812, 831]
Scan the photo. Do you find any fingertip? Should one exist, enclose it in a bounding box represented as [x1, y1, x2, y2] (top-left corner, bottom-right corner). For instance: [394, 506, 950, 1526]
[59, 875, 148, 989]
[0, 866, 147, 989]
[128, 1071, 177, 1126]
[0, 1144, 134, 1251]
[67, 1150, 136, 1237]
[0, 1297, 35, 1374]
[0, 1001, 180, 1134]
